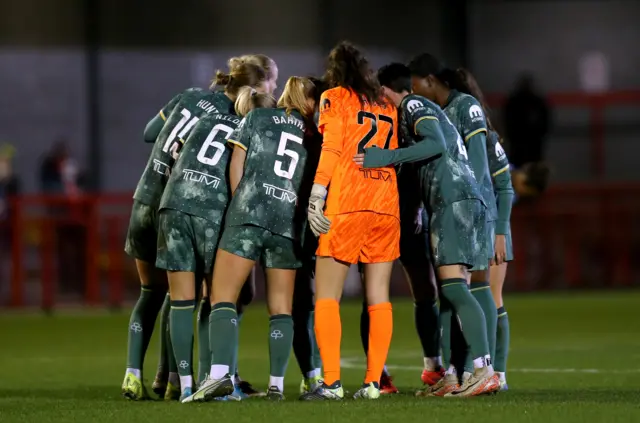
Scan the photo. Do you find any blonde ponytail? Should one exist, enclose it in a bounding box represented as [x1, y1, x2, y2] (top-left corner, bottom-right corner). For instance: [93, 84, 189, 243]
[277, 76, 317, 117]
[235, 86, 276, 116]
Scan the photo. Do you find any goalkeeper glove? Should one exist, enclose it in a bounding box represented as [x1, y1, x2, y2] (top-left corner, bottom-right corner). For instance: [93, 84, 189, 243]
[307, 184, 331, 236]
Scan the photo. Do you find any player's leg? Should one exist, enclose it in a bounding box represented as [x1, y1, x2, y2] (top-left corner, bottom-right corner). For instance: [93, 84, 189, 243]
[403, 262, 444, 383]
[233, 273, 262, 398]
[358, 263, 397, 394]
[399, 210, 444, 387]
[293, 255, 322, 394]
[470, 218, 498, 361]
[301, 214, 362, 401]
[443, 201, 499, 397]
[262, 234, 301, 400]
[264, 267, 296, 400]
[153, 293, 172, 396]
[197, 280, 210, 387]
[307, 256, 349, 398]
[419, 201, 498, 397]
[184, 226, 261, 403]
[122, 201, 167, 400]
[491, 261, 510, 390]
[166, 270, 196, 401]
[154, 210, 204, 401]
[352, 213, 399, 400]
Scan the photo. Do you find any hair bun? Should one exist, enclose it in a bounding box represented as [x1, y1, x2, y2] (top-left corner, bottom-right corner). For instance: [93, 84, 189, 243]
[214, 70, 231, 86]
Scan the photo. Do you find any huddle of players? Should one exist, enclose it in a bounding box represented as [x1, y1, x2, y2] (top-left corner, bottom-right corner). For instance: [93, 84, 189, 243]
[120, 41, 531, 402]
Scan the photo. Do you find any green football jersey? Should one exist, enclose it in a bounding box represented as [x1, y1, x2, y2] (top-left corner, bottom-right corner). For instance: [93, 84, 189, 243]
[400, 94, 483, 211]
[443, 90, 496, 220]
[487, 129, 514, 235]
[486, 130, 510, 181]
[133, 89, 234, 208]
[225, 108, 321, 240]
[159, 112, 241, 224]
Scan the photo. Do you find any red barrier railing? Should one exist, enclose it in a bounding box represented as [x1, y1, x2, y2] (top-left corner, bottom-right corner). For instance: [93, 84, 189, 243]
[486, 90, 640, 178]
[4, 185, 640, 309]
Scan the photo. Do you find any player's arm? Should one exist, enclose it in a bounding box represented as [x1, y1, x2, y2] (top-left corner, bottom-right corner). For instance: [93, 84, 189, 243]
[229, 146, 246, 195]
[313, 92, 345, 189]
[362, 121, 444, 167]
[463, 99, 489, 182]
[144, 92, 182, 143]
[308, 92, 342, 236]
[227, 115, 252, 195]
[493, 166, 514, 235]
[143, 115, 164, 143]
[360, 102, 444, 168]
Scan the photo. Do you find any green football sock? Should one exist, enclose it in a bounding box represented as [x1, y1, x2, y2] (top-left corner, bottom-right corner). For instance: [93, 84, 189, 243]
[197, 298, 211, 384]
[126, 287, 166, 370]
[166, 319, 178, 375]
[450, 313, 473, 375]
[310, 310, 322, 370]
[470, 281, 498, 359]
[157, 294, 171, 374]
[414, 299, 441, 359]
[440, 279, 489, 361]
[439, 296, 452, 368]
[209, 303, 238, 369]
[495, 306, 510, 373]
[231, 311, 243, 377]
[169, 300, 195, 379]
[269, 314, 294, 377]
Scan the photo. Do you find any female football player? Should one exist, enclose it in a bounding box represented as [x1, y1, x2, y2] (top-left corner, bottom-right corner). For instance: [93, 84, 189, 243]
[193, 88, 278, 402]
[457, 69, 515, 390]
[359, 64, 443, 393]
[198, 54, 280, 399]
[184, 77, 320, 403]
[303, 42, 400, 401]
[292, 77, 326, 397]
[407, 54, 498, 383]
[355, 62, 500, 397]
[121, 58, 270, 402]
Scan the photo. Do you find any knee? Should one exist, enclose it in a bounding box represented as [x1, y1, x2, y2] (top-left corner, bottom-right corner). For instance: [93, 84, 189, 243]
[269, 302, 292, 316]
[365, 289, 389, 306]
[168, 277, 195, 301]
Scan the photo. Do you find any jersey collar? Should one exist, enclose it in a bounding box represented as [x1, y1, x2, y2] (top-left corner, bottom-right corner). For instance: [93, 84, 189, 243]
[444, 89, 459, 108]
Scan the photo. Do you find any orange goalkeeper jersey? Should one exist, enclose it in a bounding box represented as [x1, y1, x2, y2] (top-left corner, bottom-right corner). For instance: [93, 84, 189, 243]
[314, 87, 400, 218]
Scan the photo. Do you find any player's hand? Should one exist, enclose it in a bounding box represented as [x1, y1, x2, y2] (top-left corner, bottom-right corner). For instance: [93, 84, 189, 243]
[308, 184, 331, 236]
[492, 234, 507, 266]
[414, 206, 424, 234]
[352, 146, 392, 169]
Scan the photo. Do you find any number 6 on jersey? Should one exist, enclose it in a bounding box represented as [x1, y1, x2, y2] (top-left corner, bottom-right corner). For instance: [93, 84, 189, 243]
[196, 123, 234, 166]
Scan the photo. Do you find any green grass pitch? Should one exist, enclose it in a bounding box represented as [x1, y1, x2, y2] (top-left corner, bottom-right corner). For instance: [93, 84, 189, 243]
[1, 291, 639, 423]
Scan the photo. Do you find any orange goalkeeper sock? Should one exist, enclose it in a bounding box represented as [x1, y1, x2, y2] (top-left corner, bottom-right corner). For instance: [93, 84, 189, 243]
[365, 302, 393, 385]
[314, 298, 341, 386]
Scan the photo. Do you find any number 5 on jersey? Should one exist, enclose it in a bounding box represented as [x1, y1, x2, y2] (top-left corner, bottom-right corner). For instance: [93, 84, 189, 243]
[274, 132, 303, 180]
